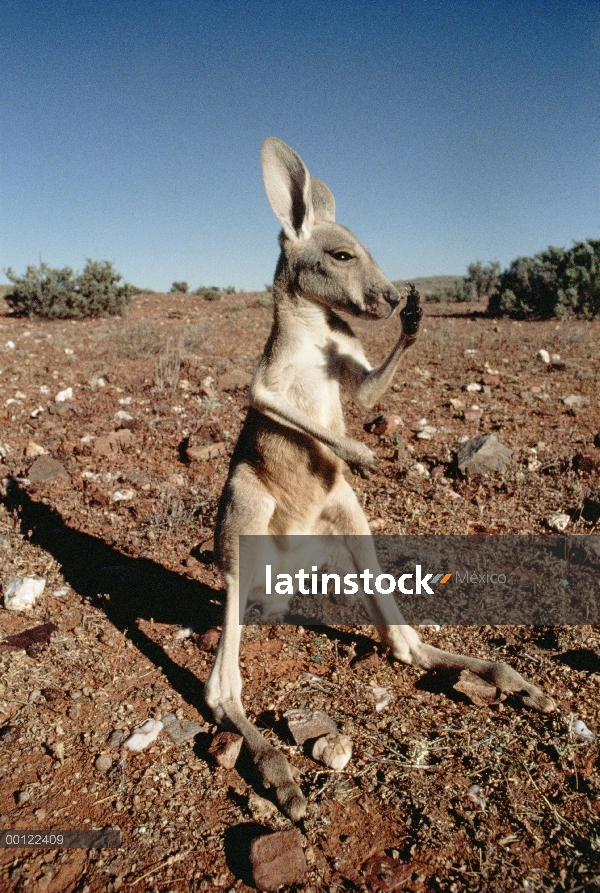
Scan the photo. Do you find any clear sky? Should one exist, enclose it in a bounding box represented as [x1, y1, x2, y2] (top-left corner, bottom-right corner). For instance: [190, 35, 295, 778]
[1, 0, 598, 293]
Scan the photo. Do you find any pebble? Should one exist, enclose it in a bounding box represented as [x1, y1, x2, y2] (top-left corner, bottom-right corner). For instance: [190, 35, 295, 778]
[94, 754, 113, 773]
[107, 729, 126, 748]
[537, 349, 551, 364]
[55, 387, 73, 403]
[16, 791, 30, 806]
[466, 784, 487, 810]
[548, 512, 570, 532]
[406, 461, 429, 478]
[208, 731, 243, 768]
[250, 829, 307, 892]
[456, 433, 512, 475]
[465, 382, 482, 392]
[28, 456, 70, 482]
[123, 719, 163, 752]
[284, 708, 338, 746]
[25, 441, 48, 459]
[198, 627, 221, 651]
[312, 733, 353, 770]
[570, 718, 596, 742]
[563, 394, 589, 408]
[370, 684, 393, 712]
[3, 577, 46, 611]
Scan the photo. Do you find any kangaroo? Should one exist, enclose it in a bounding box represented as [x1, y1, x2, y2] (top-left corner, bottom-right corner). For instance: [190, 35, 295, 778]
[204, 137, 555, 821]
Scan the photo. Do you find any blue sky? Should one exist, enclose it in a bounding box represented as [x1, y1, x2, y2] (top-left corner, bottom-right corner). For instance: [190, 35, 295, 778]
[1, 0, 598, 292]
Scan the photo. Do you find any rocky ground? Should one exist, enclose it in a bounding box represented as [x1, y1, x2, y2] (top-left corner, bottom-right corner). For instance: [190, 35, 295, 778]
[0, 291, 599, 892]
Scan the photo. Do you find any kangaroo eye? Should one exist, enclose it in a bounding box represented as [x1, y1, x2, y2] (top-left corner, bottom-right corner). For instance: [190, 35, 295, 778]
[330, 251, 353, 261]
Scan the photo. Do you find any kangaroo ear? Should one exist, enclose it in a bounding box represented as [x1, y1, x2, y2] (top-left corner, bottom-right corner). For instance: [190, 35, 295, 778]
[261, 138, 314, 241]
[311, 177, 335, 224]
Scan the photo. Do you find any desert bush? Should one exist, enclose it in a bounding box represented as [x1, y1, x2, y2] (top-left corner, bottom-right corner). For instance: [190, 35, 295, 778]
[488, 240, 600, 319]
[170, 281, 189, 294]
[4, 259, 132, 318]
[194, 285, 223, 301]
[465, 260, 500, 302]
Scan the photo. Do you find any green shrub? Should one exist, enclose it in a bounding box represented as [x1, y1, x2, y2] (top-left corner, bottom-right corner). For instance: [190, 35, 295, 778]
[4, 259, 132, 319]
[488, 240, 600, 319]
[170, 281, 189, 294]
[194, 285, 223, 301]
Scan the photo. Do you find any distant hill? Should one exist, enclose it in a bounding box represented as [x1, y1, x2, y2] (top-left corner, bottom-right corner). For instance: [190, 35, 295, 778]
[392, 275, 464, 297]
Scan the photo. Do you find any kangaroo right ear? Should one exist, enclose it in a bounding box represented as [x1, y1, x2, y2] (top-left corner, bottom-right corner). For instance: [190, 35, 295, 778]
[310, 178, 335, 224]
[261, 138, 314, 241]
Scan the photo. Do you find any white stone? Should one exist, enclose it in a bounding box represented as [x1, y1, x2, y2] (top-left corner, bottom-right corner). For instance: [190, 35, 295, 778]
[3, 577, 46, 611]
[570, 718, 596, 742]
[123, 719, 163, 752]
[537, 349, 550, 364]
[112, 489, 135, 502]
[466, 382, 482, 392]
[312, 733, 353, 770]
[55, 387, 73, 403]
[548, 512, 570, 532]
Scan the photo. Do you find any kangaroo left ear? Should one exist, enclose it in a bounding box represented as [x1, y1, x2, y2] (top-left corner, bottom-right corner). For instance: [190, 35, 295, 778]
[261, 138, 315, 241]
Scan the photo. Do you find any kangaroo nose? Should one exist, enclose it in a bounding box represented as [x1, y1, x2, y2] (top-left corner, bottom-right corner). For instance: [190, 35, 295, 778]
[384, 290, 400, 308]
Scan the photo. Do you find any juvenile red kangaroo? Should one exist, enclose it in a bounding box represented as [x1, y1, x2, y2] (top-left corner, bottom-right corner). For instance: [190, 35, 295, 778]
[204, 138, 554, 820]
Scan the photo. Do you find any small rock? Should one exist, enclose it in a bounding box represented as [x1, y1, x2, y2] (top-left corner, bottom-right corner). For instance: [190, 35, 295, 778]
[248, 791, 279, 821]
[219, 368, 252, 391]
[454, 669, 505, 707]
[406, 461, 429, 478]
[198, 627, 221, 651]
[28, 455, 70, 482]
[3, 577, 46, 611]
[112, 489, 135, 502]
[465, 382, 482, 392]
[456, 434, 512, 475]
[570, 717, 596, 742]
[55, 387, 73, 402]
[107, 729, 126, 749]
[449, 398, 465, 411]
[174, 626, 194, 640]
[463, 408, 483, 423]
[208, 731, 243, 768]
[364, 414, 403, 436]
[94, 754, 112, 773]
[123, 719, 163, 752]
[466, 784, 487, 810]
[34, 808, 46, 822]
[16, 791, 30, 806]
[250, 829, 307, 893]
[161, 712, 204, 746]
[537, 349, 551, 364]
[563, 394, 589, 408]
[370, 684, 393, 712]
[547, 512, 570, 532]
[482, 374, 500, 387]
[185, 441, 227, 462]
[25, 441, 48, 459]
[284, 708, 338, 746]
[312, 733, 353, 770]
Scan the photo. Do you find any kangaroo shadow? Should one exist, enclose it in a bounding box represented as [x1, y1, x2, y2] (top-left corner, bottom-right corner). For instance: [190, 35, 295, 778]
[2, 479, 223, 719]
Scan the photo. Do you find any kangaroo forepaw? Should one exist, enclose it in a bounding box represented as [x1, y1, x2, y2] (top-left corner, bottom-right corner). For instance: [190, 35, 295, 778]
[256, 748, 307, 821]
[400, 284, 422, 338]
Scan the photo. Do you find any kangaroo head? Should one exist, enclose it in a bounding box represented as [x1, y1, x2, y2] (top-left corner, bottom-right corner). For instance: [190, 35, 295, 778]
[262, 137, 400, 319]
